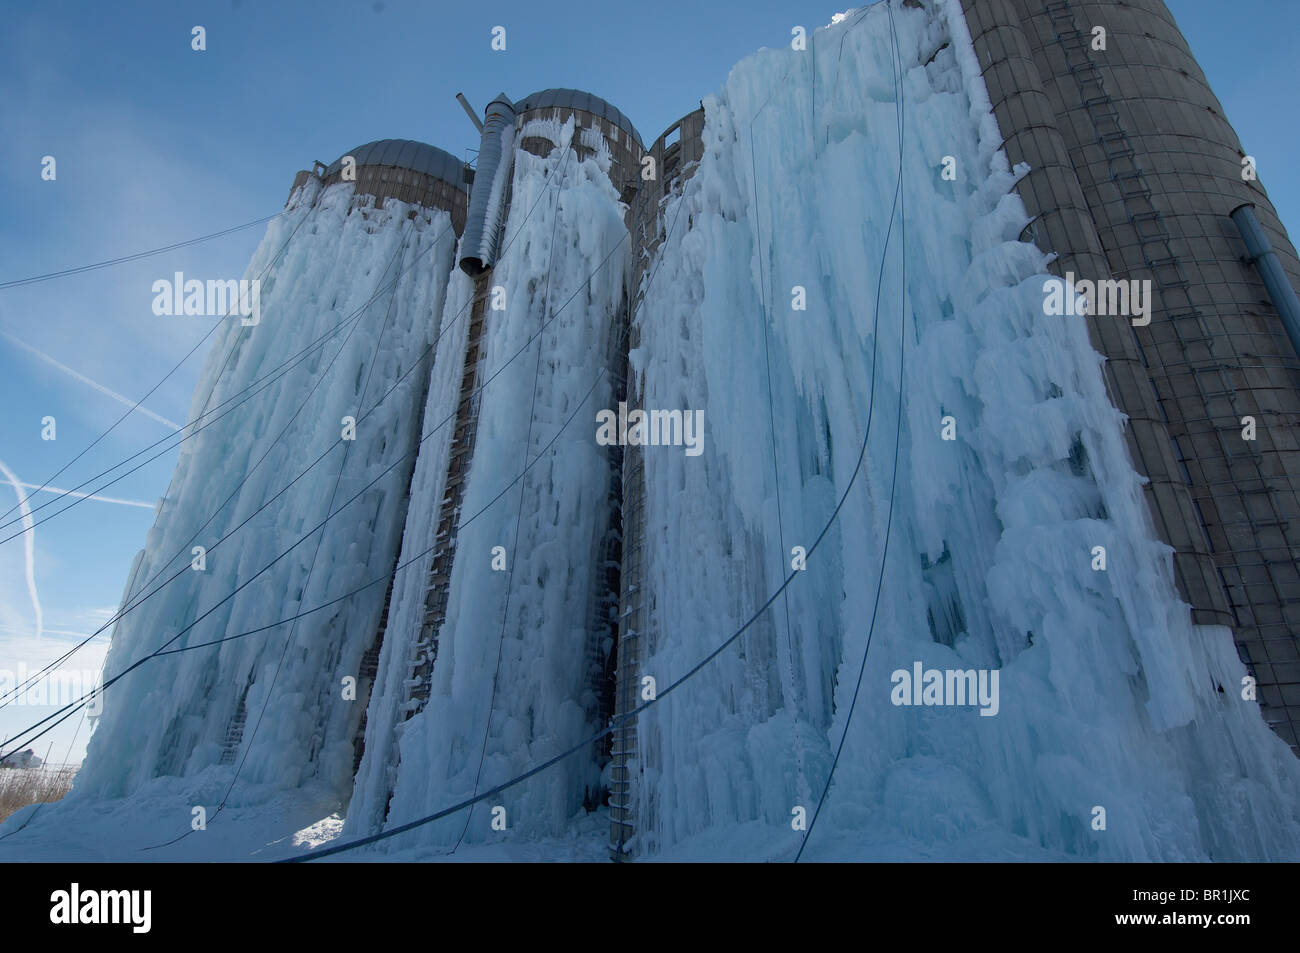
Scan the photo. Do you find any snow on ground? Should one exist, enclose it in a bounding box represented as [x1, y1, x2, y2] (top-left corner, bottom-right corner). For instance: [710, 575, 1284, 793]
[0, 765, 604, 861]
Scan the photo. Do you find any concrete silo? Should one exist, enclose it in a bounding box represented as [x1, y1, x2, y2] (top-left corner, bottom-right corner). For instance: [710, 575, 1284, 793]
[79, 139, 469, 804]
[61, 0, 1300, 862]
[346, 89, 645, 847]
[961, 0, 1300, 752]
[610, 106, 705, 857]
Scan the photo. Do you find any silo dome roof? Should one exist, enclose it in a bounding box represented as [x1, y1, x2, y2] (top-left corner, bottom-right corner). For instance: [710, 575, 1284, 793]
[325, 139, 464, 186]
[516, 88, 643, 149]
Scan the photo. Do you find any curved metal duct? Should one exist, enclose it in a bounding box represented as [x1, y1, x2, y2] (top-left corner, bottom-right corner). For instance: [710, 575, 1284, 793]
[459, 93, 517, 275]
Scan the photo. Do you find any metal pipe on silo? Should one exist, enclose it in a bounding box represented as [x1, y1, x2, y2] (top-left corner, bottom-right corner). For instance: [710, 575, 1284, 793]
[456, 93, 485, 133]
[1231, 203, 1300, 361]
[459, 93, 517, 275]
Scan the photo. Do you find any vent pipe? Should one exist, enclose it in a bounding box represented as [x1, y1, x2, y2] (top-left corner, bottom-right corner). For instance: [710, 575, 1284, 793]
[459, 93, 517, 275]
[456, 92, 485, 133]
[1230, 203, 1300, 361]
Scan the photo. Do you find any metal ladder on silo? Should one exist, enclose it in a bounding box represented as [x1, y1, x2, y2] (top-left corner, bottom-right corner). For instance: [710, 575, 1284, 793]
[402, 271, 493, 719]
[350, 323, 447, 776]
[1047, 0, 1213, 358]
[585, 289, 635, 802]
[608, 432, 646, 859]
[605, 168, 701, 858]
[218, 679, 252, 765]
[1046, 0, 1293, 717]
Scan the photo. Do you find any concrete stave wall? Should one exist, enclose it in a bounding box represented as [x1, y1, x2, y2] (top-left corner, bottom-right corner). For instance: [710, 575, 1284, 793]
[963, 0, 1300, 751]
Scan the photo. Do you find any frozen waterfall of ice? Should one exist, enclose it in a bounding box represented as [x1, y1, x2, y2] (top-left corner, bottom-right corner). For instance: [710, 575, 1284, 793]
[71, 178, 458, 814]
[348, 119, 628, 850]
[622, 0, 1300, 861]
[3, 0, 1298, 862]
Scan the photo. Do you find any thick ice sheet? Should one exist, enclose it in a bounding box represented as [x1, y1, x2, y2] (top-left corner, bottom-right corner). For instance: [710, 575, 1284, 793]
[348, 119, 627, 851]
[68, 179, 457, 811]
[6, 1, 1299, 863]
[625, 0, 1300, 861]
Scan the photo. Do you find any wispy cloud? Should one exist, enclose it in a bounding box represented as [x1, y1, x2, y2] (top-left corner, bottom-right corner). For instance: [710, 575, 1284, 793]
[19, 482, 153, 510]
[0, 622, 105, 641]
[0, 458, 43, 642]
[0, 329, 183, 431]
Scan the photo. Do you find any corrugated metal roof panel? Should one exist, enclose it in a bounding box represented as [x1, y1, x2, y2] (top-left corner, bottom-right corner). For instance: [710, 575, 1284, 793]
[516, 88, 643, 148]
[390, 140, 411, 169]
[325, 139, 463, 186]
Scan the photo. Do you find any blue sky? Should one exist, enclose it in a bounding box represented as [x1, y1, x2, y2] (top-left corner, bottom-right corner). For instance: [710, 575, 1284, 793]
[1, 0, 1297, 763]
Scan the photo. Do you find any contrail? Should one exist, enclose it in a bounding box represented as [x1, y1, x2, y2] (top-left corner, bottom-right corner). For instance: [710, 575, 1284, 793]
[0, 330, 183, 431]
[0, 623, 106, 640]
[0, 459, 44, 641]
[18, 482, 153, 509]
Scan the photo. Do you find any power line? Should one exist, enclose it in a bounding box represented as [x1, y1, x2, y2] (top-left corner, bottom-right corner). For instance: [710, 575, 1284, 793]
[284, 345, 894, 862]
[0, 148, 566, 712]
[0, 335, 319, 548]
[0, 211, 467, 708]
[77, 172, 665, 673]
[139, 225, 420, 851]
[4, 107, 736, 875]
[0, 228, 630, 762]
[748, 109, 807, 809]
[224, 223, 413, 807]
[6, 15, 896, 859]
[0, 318, 310, 535]
[452, 143, 572, 853]
[0, 348, 322, 709]
[796, 0, 906, 862]
[0, 204, 334, 711]
[0, 136, 560, 543]
[0, 213, 281, 291]
[155, 368, 610, 661]
[0, 212, 453, 539]
[0, 227, 437, 727]
[0, 203, 316, 529]
[289, 9, 903, 864]
[0, 331, 599, 816]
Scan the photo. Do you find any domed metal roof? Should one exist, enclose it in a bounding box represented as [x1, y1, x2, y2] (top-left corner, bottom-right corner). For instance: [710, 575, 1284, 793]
[324, 139, 464, 185]
[515, 88, 643, 149]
